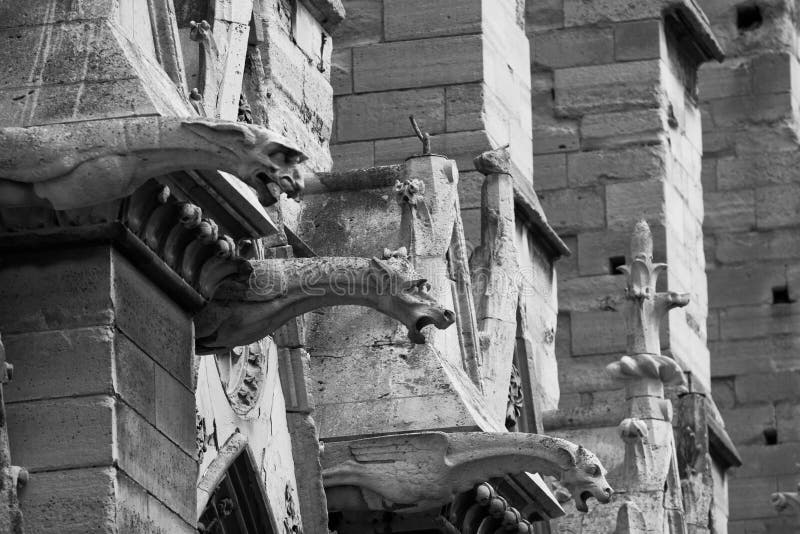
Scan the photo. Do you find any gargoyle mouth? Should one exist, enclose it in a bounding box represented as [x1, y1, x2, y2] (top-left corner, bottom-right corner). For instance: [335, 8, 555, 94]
[407, 310, 456, 344]
[575, 487, 612, 513]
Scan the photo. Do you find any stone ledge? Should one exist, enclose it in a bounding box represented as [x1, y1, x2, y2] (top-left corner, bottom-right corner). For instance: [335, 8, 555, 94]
[300, 0, 345, 32]
[664, 0, 725, 63]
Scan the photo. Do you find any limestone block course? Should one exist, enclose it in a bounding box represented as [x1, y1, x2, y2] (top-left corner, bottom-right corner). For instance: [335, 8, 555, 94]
[568, 144, 666, 186]
[533, 153, 568, 191]
[383, 0, 482, 41]
[718, 404, 776, 445]
[570, 310, 626, 356]
[735, 442, 800, 478]
[727, 476, 780, 521]
[704, 189, 755, 231]
[3, 327, 115, 403]
[710, 336, 800, 377]
[536, 186, 606, 233]
[352, 35, 484, 92]
[755, 184, 800, 229]
[532, 27, 615, 69]
[613, 19, 664, 61]
[19, 467, 116, 534]
[775, 401, 800, 443]
[8, 396, 115, 472]
[330, 0, 382, 48]
[734, 371, 800, 405]
[335, 88, 446, 142]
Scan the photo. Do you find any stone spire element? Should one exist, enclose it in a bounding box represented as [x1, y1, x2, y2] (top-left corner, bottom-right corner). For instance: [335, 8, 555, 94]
[606, 220, 689, 391]
[604, 221, 690, 533]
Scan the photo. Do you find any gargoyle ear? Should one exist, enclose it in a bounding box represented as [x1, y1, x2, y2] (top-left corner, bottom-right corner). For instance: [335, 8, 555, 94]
[183, 119, 257, 148]
[370, 257, 393, 276]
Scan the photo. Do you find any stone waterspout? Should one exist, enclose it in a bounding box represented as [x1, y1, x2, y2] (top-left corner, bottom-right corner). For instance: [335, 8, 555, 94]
[195, 255, 456, 353]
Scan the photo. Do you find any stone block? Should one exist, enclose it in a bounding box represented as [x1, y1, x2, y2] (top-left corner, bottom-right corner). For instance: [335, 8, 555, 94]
[330, 0, 382, 48]
[445, 83, 485, 132]
[331, 48, 352, 95]
[556, 353, 624, 394]
[532, 27, 614, 69]
[717, 151, 800, 190]
[752, 52, 797, 95]
[577, 224, 666, 276]
[709, 93, 795, 127]
[554, 60, 661, 116]
[353, 35, 483, 92]
[605, 179, 664, 229]
[335, 88, 445, 142]
[457, 170, 484, 209]
[707, 263, 789, 308]
[718, 303, 800, 341]
[716, 229, 800, 264]
[579, 108, 664, 150]
[154, 367, 196, 457]
[0, 247, 113, 334]
[116, 402, 197, 523]
[568, 145, 666, 186]
[698, 58, 752, 100]
[735, 371, 800, 404]
[117, 471, 196, 534]
[776, 401, 800, 443]
[562, 0, 661, 26]
[525, 0, 564, 32]
[383, 0, 482, 41]
[614, 19, 663, 61]
[756, 184, 800, 229]
[735, 442, 800, 478]
[719, 404, 776, 446]
[112, 251, 193, 388]
[570, 310, 626, 356]
[532, 120, 581, 154]
[4, 327, 114, 403]
[20, 466, 116, 534]
[114, 333, 156, 424]
[536, 186, 605, 233]
[710, 335, 800, 377]
[704, 190, 755, 231]
[727, 476, 779, 520]
[533, 153, 568, 190]
[8, 395, 114, 471]
[331, 140, 374, 171]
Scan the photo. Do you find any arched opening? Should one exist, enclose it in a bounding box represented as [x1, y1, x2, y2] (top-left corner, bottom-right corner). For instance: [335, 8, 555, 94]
[198, 439, 276, 534]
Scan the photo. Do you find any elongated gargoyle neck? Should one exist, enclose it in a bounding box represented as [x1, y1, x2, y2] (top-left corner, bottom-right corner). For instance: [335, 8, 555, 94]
[320, 431, 612, 514]
[0, 116, 306, 209]
[194, 255, 455, 353]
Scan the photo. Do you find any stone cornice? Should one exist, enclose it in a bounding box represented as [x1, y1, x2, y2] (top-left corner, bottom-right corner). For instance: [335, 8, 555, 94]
[664, 0, 725, 63]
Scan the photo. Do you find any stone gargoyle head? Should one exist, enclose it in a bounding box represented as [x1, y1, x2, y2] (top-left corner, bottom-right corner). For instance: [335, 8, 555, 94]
[366, 257, 456, 343]
[184, 119, 307, 206]
[561, 445, 613, 512]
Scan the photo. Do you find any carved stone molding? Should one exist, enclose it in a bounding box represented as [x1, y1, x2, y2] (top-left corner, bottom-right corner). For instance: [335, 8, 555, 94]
[195, 256, 456, 353]
[0, 116, 306, 210]
[772, 478, 800, 518]
[321, 431, 612, 514]
[215, 338, 269, 417]
[125, 182, 252, 300]
[440, 482, 537, 534]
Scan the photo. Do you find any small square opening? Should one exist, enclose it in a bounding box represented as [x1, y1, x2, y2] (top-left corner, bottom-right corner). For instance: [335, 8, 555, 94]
[609, 256, 626, 275]
[772, 285, 795, 304]
[763, 428, 778, 445]
[737, 3, 763, 31]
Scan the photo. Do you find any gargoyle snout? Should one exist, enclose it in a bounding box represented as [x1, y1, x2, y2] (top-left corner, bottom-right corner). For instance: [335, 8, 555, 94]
[278, 171, 304, 199]
[407, 307, 456, 344]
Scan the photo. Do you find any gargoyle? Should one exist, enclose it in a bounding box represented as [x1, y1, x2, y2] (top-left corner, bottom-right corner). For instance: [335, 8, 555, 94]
[0, 116, 306, 209]
[195, 256, 456, 353]
[321, 431, 613, 514]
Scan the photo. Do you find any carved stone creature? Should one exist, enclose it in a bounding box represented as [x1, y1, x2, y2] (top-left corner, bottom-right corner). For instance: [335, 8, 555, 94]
[0, 116, 306, 209]
[195, 256, 456, 353]
[321, 431, 612, 514]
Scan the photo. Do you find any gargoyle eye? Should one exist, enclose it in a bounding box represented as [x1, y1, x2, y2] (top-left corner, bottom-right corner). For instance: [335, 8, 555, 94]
[415, 279, 430, 292]
[585, 464, 601, 477]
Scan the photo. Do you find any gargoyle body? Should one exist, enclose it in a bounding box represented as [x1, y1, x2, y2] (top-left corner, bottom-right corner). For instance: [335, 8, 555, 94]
[0, 116, 306, 209]
[321, 431, 612, 514]
[195, 256, 455, 353]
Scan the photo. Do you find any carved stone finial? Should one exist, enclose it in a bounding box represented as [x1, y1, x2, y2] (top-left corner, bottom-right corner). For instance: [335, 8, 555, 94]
[382, 247, 408, 260]
[189, 20, 212, 43]
[473, 145, 511, 176]
[606, 221, 689, 386]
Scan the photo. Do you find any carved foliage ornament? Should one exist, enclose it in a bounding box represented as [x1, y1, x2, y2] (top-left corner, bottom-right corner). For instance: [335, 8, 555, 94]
[606, 221, 688, 386]
[216, 339, 268, 417]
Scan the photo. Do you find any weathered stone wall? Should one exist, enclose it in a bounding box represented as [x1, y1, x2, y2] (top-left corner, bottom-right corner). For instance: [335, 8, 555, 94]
[0, 247, 197, 533]
[697, 0, 800, 531]
[330, 0, 561, 416]
[528, 0, 711, 421]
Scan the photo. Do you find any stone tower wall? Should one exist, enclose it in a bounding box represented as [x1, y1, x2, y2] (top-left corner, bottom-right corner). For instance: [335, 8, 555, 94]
[698, 0, 800, 531]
